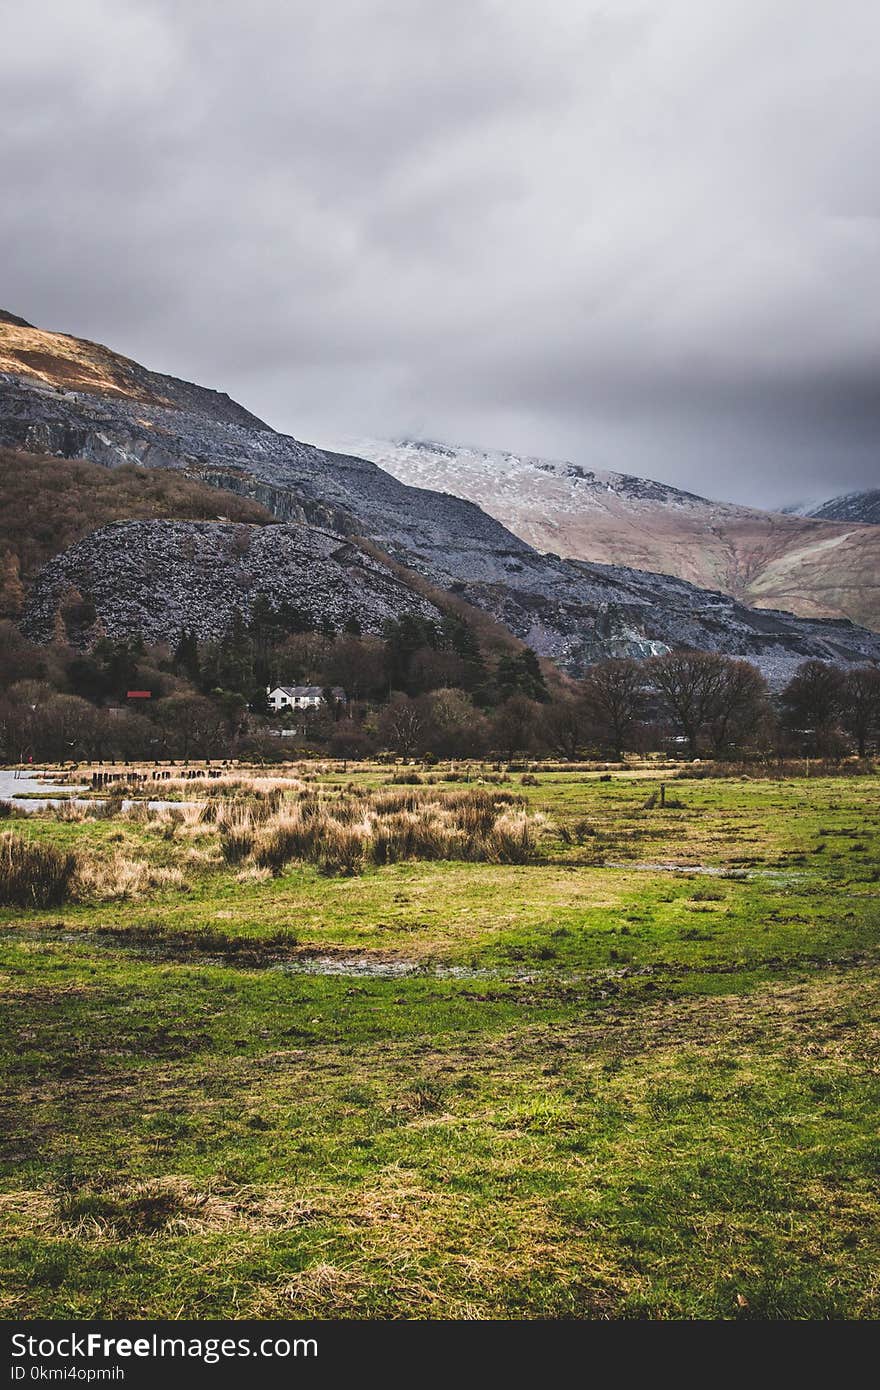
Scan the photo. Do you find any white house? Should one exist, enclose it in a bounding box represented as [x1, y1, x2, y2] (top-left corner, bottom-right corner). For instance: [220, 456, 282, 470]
[266, 685, 346, 713]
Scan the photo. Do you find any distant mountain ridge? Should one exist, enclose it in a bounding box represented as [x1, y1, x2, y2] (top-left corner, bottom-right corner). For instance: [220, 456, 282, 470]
[2, 309, 880, 683]
[786, 490, 880, 525]
[323, 436, 880, 633]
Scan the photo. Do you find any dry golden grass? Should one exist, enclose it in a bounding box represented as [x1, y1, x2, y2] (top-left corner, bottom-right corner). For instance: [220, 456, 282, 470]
[0, 1177, 321, 1242]
[229, 786, 552, 875]
[0, 831, 77, 906]
[72, 851, 188, 901]
[0, 321, 171, 402]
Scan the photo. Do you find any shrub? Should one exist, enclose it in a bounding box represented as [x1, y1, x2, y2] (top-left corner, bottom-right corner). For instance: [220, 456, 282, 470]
[573, 817, 597, 841]
[89, 794, 125, 820]
[316, 821, 369, 876]
[0, 832, 77, 907]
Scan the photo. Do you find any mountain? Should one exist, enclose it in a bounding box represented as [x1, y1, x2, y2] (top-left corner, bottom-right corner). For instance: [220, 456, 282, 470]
[325, 437, 880, 633]
[788, 490, 880, 526]
[2, 310, 880, 684]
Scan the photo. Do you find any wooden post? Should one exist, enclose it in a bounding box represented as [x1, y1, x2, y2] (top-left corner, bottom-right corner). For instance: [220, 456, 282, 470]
[660, 783, 666, 807]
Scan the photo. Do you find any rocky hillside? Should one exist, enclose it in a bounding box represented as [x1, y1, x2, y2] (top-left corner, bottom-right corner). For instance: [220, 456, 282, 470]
[3, 309, 880, 683]
[0, 447, 272, 598]
[326, 437, 880, 633]
[24, 520, 440, 645]
[795, 490, 880, 525]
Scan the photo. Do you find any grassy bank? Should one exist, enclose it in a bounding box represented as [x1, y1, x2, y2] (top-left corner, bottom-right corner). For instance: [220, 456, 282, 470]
[0, 767, 878, 1318]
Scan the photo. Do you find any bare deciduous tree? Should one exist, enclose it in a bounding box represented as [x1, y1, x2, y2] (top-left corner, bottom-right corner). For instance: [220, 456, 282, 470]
[490, 695, 541, 760]
[780, 660, 845, 754]
[841, 665, 880, 757]
[378, 693, 425, 758]
[540, 698, 586, 760]
[423, 687, 487, 759]
[581, 658, 645, 758]
[156, 693, 225, 759]
[705, 658, 768, 756]
[647, 651, 728, 756]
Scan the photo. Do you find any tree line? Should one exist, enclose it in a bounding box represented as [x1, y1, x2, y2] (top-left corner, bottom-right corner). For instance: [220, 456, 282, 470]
[370, 653, 880, 762]
[0, 602, 549, 761]
[1, 603, 877, 763]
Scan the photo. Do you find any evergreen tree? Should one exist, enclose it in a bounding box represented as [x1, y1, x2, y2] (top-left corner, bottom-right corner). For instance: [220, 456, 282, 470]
[248, 593, 282, 688]
[494, 647, 548, 703]
[198, 642, 222, 694]
[173, 628, 201, 683]
[439, 615, 487, 691]
[276, 600, 314, 635]
[383, 612, 441, 692]
[217, 608, 254, 696]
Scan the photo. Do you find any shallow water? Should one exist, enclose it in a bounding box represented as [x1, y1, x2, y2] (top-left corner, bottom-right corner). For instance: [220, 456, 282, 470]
[272, 955, 422, 977]
[269, 956, 541, 981]
[0, 769, 88, 810]
[0, 770, 193, 814]
[604, 860, 804, 881]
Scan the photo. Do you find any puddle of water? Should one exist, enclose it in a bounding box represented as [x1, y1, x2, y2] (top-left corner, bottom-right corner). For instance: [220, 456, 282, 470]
[604, 861, 806, 881]
[269, 957, 541, 981]
[271, 955, 422, 978]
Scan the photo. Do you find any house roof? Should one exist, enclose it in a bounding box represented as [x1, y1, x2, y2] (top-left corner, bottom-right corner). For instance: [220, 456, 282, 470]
[272, 686, 324, 697]
[269, 685, 347, 699]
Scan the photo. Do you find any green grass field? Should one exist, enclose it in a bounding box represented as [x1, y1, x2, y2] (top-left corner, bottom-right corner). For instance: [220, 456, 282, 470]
[1, 767, 878, 1319]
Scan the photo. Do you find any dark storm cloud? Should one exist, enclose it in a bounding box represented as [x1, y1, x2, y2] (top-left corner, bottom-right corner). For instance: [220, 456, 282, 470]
[2, 0, 878, 506]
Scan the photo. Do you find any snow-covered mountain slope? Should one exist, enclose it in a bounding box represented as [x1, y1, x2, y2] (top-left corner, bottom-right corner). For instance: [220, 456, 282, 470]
[791, 490, 880, 525]
[320, 437, 880, 633]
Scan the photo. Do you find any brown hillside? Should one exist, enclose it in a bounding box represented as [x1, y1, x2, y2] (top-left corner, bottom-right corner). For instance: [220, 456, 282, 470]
[0, 318, 170, 404]
[0, 449, 272, 615]
[0, 314, 269, 428]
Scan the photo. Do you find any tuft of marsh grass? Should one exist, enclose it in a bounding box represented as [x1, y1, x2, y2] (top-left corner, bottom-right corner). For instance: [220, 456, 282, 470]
[0, 831, 78, 907]
[220, 828, 255, 865]
[72, 850, 188, 902]
[243, 786, 550, 875]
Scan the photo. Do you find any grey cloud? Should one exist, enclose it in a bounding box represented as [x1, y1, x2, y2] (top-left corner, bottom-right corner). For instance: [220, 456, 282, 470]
[1, 0, 878, 507]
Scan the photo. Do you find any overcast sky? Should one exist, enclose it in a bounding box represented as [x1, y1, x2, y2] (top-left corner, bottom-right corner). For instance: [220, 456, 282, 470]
[2, 0, 878, 506]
